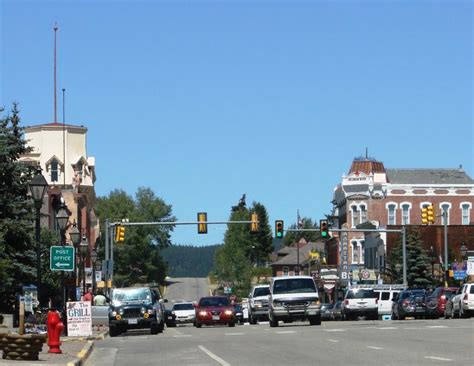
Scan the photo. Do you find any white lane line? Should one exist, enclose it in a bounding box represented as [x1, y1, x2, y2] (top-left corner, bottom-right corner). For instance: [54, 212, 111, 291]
[424, 356, 453, 362]
[225, 332, 245, 336]
[367, 346, 383, 350]
[327, 339, 340, 343]
[198, 345, 231, 366]
[276, 331, 296, 334]
[324, 329, 345, 332]
[173, 335, 192, 338]
[425, 325, 447, 328]
[376, 327, 398, 330]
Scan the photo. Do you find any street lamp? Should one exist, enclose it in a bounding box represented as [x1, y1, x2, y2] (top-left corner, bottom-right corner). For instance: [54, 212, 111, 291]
[79, 235, 89, 296]
[91, 249, 98, 293]
[429, 246, 435, 280]
[56, 204, 69, 307]
[69, 223, 81, 301]
[29, 166, 48, 307]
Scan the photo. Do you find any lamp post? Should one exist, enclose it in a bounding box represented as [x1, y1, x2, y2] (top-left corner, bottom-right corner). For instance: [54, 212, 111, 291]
[429, 246, 435, 280]
[29, 166, 49, 307]
[55, 204, 69, 307]
[91, 249, 98, 294]
[79, 235, 89, 296]
[69, 223, 81, 300]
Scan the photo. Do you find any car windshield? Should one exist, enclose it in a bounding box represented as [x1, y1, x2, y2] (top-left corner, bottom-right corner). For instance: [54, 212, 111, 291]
[199, 297, 229, 307]
[173, 303, 194, 311]
[112, 288, 152, 306]
[273, 278, 316, 294]
[254, 287, 270, 297]
[346, 289, 377, 299]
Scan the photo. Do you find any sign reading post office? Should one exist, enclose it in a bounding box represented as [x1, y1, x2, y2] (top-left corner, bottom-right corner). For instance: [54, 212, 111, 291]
[50, 246, 75, 271]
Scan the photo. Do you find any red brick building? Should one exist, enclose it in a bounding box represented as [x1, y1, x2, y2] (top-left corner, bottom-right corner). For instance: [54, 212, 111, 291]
[329, 157, 474, 278]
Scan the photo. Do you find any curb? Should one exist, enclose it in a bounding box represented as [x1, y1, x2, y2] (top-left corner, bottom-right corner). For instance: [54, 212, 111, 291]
[66, 340, 93, 366]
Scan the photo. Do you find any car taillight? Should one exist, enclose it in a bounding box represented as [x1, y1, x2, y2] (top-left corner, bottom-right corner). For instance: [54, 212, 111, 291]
[464, 294, 468, 301]
[440, 295, 445, 301]
[402, 299, 409, 308]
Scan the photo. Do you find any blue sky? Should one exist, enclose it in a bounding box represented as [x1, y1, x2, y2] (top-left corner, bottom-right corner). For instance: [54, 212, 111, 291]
[1, 0, 472, 246]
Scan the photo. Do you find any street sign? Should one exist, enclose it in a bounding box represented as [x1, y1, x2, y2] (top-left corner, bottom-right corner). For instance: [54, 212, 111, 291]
[50, 246, 75, 271]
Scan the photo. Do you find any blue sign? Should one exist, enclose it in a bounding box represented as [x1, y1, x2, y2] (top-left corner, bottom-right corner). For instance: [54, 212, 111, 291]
[454, 270, 467, 280]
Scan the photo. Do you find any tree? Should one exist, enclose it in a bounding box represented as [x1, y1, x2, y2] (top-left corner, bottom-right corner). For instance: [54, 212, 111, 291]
[390, 229, 433, 287]
[249, 202, 273, 264]
[0, 105, 37, 312]
[283, 217, 320, 247]
[95, 187, 175, 287]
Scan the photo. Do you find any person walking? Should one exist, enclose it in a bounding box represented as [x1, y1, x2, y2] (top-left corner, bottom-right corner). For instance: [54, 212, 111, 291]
[93, 290, 107, 306]
[83, 287, 93, 302]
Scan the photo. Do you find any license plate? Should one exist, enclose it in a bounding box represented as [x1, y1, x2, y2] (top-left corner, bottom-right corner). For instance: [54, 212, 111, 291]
[212, 315, 220, 320]
[416, 308, 424, 312]
[128, 318, 138, 324]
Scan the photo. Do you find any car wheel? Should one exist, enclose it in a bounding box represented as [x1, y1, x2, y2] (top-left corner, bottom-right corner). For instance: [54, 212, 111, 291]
[158, 320, 165, 333]
[249, 313, 257, 325]
[195, 322, 202, 328]
[228, 321, 235, 327]
[150, 323, 159, 335]
[459, 306, 465, 319]
[444, 309, 449, 319]
[269, 315, 278, 327]
[109, 325, 118, 337]
[309, 315, 321, 326]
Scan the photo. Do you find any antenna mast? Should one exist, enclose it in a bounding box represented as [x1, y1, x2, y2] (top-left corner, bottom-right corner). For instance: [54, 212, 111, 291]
[54, 23, 58, 123]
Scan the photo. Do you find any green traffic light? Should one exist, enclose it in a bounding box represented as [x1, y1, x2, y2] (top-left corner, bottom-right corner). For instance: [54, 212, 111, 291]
[321, 231, 328, 238]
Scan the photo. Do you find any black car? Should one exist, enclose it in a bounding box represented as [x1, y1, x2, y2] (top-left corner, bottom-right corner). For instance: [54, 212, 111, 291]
[109, 287, 166, 336]
[391, 289, 428, 320]
[164, 307, 176, 327]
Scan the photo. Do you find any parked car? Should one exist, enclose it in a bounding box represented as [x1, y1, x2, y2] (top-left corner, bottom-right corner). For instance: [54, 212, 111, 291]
[373, 286, 405, 318]
[268, 275, 321, 327]
[108, 287, 166, 337]
[194, 296, 236, 328]
[164, 307, 176, 327]
[448, 283, 474, 318]
[391, 289, 427, 320]
[248, 284, 270, 324]
[342, 288, 378, 320]
[443, 293, 458, 319]
[320, 303, 334, 321]
[425, 287, 458, 319]
[331, 301, 343, 321]
[172, 302, 196, 325]
[233, 303, 245, 324]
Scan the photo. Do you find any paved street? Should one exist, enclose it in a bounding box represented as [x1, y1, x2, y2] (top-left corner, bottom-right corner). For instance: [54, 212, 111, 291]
[85, 318, 474, 366]
[164, 277, 211, 302]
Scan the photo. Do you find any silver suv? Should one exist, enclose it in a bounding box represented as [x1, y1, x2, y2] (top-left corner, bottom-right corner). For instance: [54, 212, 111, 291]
[268, 276, 321, 327]
[248, 285, 270, 324]
[341, 288, 378, 320]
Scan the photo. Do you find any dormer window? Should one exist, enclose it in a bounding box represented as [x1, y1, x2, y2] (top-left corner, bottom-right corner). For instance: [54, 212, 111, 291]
[45, 156, 63, 184]
[51, 160, 59, 182]
[76, 162, 83, 177]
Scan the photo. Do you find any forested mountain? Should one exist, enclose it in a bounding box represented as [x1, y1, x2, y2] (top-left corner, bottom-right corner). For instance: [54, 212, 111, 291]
[162, 244, 221, 277]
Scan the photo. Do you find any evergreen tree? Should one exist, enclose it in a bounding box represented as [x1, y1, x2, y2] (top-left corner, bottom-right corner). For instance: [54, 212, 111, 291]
[0, 105, 37, 312]
[249, 201, 273, 264]
[390, 229, 433, 287]
[283, 217, 320, 247]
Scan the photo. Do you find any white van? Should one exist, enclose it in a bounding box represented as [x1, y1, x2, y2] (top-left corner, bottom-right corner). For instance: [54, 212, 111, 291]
[373, 285, 406, 318]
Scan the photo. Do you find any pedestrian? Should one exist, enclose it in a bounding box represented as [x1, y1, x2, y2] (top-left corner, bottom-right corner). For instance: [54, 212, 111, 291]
[93, 289, 107, 306]
[83, 287, 93, 302]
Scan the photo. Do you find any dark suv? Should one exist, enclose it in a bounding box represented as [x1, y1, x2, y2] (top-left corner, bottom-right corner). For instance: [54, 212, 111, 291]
[109, 287, 166, 337]
[391, 289, 427, 320]
[425, 287, 459, 319]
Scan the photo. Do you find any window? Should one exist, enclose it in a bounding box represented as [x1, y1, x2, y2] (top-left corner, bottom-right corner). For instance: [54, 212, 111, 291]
[381, 291, 390, 301]
[360, 205, 367, 223]
[351, 206, 359, 227]
[351, 241, 359, 263]
[440, 203, 451, 225]
[360, 240, 365, 264]
[294, 266, 300, 275]
[461, 203, 471, 225]
[387, 204, 396, 225]
[401, 203, 410, 225]
[282, 266, 289, 276]
[76, 162, 83, 177]
[51, 160, 59, 182]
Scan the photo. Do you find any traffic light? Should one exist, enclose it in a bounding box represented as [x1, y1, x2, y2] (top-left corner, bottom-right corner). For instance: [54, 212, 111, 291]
[421, 206, 429, 225]
[115, 225, 125, 243]
[250, 212, 259, 232]
[320, 220, 329, 239]
[275, 220, 284, 238]
[197, 212, 208, 234]
[427, 205, 435, 224]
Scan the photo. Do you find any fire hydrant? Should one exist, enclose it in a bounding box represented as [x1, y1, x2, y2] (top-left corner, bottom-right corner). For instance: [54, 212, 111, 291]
[47, 309, 64, 354]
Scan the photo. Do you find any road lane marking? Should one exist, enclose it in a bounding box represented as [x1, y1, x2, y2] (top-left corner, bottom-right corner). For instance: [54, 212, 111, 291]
[425, 325, 447, 328]
[324, 329, 345, 332]
[327, 339, 339, 343]
[198, 345, 230, 366]
[225, 332, 245, 336]
[367, 346, 383, 350]
[275, 331, 296, 334]
[424, 356, 453, 362]
[174, 335, 192, 338]
[376, 327, 397, 330]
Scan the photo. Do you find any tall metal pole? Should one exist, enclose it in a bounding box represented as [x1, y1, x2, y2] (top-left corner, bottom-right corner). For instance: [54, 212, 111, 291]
[35, 205, 42, 307]
[104, 219, 109, 296]
[402, 226, 407, 286]
[443, 211, 448, 285]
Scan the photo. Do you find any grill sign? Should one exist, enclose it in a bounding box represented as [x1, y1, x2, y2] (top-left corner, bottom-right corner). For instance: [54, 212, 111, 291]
[66, 301, 92, 337]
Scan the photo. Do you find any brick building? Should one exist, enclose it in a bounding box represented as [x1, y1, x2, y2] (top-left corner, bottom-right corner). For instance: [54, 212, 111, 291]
[329, 157, 474, 278]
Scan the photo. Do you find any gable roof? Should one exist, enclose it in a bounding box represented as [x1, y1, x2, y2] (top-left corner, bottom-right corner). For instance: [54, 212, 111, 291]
[272, 241, 325, 266]
[386, 169, 474, 185]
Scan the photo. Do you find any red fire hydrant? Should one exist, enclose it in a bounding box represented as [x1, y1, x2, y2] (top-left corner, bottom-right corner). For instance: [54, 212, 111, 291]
[47, 309, 64, 354]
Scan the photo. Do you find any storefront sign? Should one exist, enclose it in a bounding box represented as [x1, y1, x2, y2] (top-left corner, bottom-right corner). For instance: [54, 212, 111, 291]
[340, 231, 349, 286]
[66, 301, 92, 337]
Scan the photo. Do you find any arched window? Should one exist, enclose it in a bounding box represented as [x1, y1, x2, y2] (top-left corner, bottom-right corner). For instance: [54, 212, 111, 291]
[386, 203, 397, 225]
[351, 206, 359, 228]
[461, 202, 472, 225]
[359, 240, 365, 264]
[401, 202, 411, 225]
[282, 266, 289, 276]
[51, 159, 59, 182]
[440, 203, 451, 225]
[351, 240, 359, 263]
[359, 204, 367, 224]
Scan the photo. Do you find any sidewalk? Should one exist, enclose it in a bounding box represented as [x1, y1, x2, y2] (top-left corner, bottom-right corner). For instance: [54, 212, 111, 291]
[0, 327, 107, 366]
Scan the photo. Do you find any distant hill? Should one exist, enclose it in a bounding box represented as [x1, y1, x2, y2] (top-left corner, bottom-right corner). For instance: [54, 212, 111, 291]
[161, 244, 222, 277]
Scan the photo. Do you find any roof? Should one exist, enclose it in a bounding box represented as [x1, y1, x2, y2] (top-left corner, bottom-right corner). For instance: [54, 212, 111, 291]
[386, 169, 474, 184]
[272, 242, 324, 266]
[349, 160, 386, 175]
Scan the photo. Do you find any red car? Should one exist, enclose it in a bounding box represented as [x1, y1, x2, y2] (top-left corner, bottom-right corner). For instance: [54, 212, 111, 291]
[426, 287, 459, 319]
[194, 296, 236, 328]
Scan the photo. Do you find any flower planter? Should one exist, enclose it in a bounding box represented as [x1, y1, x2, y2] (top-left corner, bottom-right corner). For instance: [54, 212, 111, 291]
[0, 333, 47, 361]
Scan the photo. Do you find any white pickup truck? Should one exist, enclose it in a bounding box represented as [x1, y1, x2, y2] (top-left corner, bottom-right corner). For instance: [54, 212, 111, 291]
[268, 276, 321, 327]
